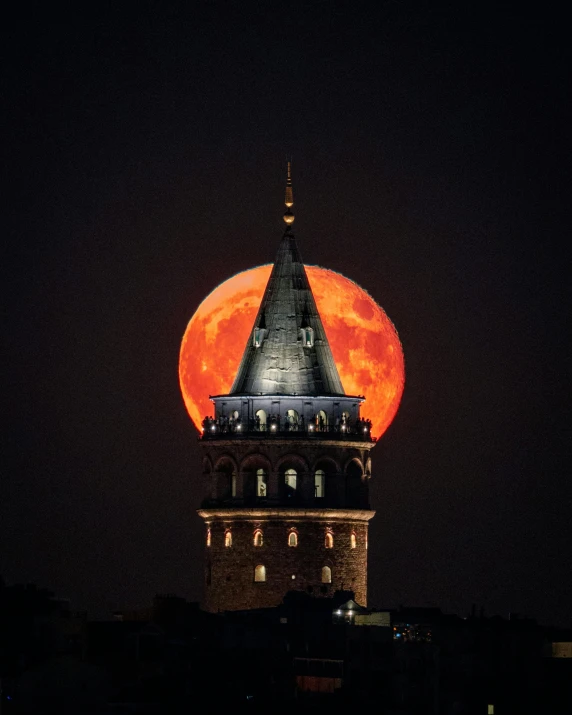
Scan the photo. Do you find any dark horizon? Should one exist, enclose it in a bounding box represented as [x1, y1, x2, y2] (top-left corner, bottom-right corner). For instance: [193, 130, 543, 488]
[2, 3, 571, 627]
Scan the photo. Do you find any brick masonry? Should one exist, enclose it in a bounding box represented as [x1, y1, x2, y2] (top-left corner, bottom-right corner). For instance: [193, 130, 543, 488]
[199, 511, 372, 611]
[197, 437, 377, 612]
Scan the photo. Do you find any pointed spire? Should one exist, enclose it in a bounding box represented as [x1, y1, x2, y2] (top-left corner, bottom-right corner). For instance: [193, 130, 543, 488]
[229, 164, 345, 397]
[283, 160, 295, 226]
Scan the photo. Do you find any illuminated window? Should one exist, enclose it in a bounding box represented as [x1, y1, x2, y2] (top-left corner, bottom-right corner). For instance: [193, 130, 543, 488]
[256, 469, 267, 497]
[254, 564, 266, 582]
[321, 566, 332, 583]
[288, 530, 298, 547]
[300, 326, 314, 346]
[314, 469, 325, 497]
[254, 529, 263, 547]
[253, 327, 265, 347]
[285, 469, 297, 492]
[350, 532, 356, 549]
[286, 409, 299, 430]
[206, 529, 211, 547]
[316, 410, 328, 430]
[255, 409, 267, 430]
[224, 530, 232, 548]
[325, 531, 334, 549]
[231, 473, 237, 498]
[488, 707, 494, 715]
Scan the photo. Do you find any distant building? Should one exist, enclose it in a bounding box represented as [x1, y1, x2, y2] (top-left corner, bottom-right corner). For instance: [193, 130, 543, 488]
[196, 165, 379, 611]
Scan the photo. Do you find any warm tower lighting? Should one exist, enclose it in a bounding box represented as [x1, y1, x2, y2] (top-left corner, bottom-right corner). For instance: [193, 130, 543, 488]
[190, 162, 403, 612]
[283, 160, 295, 224]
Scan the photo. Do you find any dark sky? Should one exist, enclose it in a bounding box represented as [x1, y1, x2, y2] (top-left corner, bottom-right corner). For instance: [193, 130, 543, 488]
[2, 2, 571, 626]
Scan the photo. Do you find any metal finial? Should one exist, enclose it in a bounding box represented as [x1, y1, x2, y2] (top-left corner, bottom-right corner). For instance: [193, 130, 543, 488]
[283, 160, 294, 225]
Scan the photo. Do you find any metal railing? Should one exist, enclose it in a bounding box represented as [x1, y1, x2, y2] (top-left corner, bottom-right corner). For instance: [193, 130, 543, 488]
[200, 418, 375, 442]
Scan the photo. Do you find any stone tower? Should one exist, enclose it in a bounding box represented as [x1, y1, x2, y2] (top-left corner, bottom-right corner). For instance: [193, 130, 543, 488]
[198, 164, 376, 612]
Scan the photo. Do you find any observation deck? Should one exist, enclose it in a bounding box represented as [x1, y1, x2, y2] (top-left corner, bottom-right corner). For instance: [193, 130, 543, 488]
[199, 416, 375, 443]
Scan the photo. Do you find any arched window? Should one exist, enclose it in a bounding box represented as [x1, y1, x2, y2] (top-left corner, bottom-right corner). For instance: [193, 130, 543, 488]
[254, 565, 266, 582]
[285, 468, 297, 492]
[256, 469, 267, 497]
[224, 530, 232, 548]
[317, 410, 328, 431]
[314, 469, 325, 498]
[288, 530, 298, 547]
[206, 528, 211, 547]
[346, 460, 363, 506]
[216, 460, 235, 500]
[255, 409, 267, 431]
[286, 409, 299, 431]
[350, 532, 357, 549]
[321, 566, 332, 584]
[299, 326, 314, 346]
[253, 529, 263, 547]
[325, 531, 334, 549]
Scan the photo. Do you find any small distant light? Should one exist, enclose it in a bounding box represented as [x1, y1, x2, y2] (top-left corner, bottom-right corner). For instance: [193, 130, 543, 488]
[210, 425, 216, 432]
[363, 426, 368, 433]
[342, 425, 346, 431]
[291, 574, 296, 579]
[348, 610, 354, 616]
[309, 424, 314, 431]
[271, 424, 276, 431]
[336, 609, 342, 615]
[237, 424, 241, 431]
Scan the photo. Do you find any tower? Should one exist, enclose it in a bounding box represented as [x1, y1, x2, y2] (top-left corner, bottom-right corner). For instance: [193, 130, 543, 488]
[198, 164, 376, 612]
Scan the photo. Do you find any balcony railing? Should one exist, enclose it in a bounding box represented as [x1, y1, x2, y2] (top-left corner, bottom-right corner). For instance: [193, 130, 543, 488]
[200, 417, 375, 442]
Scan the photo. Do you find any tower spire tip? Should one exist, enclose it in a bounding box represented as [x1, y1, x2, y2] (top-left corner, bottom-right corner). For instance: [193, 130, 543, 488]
[284, 160, 294, 225]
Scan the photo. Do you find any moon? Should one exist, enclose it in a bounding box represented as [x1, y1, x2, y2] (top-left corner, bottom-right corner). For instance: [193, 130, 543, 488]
[179, 265, 405, 439]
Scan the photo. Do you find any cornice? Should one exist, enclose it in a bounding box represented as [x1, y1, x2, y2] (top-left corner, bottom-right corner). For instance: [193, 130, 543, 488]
[198, 508, 375, 522]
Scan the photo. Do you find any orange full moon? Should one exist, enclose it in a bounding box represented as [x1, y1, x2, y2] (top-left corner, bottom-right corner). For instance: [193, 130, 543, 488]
[179, 265, 405, 440]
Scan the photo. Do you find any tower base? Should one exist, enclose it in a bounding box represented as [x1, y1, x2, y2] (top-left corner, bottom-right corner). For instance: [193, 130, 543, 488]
[199, 508, 374, 612]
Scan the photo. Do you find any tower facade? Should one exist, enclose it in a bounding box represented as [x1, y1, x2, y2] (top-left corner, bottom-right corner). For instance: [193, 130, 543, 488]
[198, 165, 376, 612]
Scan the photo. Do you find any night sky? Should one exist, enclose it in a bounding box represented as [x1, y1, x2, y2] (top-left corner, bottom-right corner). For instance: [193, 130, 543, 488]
[3, 3, 571, 626]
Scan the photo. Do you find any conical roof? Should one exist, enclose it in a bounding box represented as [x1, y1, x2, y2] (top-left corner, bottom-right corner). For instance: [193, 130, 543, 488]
[230, 210, 345, 396]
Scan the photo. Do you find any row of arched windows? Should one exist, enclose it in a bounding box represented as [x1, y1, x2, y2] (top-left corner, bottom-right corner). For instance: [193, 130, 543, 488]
[217, 468, 333, 498]
[251, 407, 334, 431]
[207, 528, 358, 549]
[255, 468, 326, 497]
[253, 564, 332, 584]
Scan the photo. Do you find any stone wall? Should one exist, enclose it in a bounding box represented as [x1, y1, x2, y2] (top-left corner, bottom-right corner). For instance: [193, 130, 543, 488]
[200, 438, 374, 510]
[201, 513, 370, 612]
